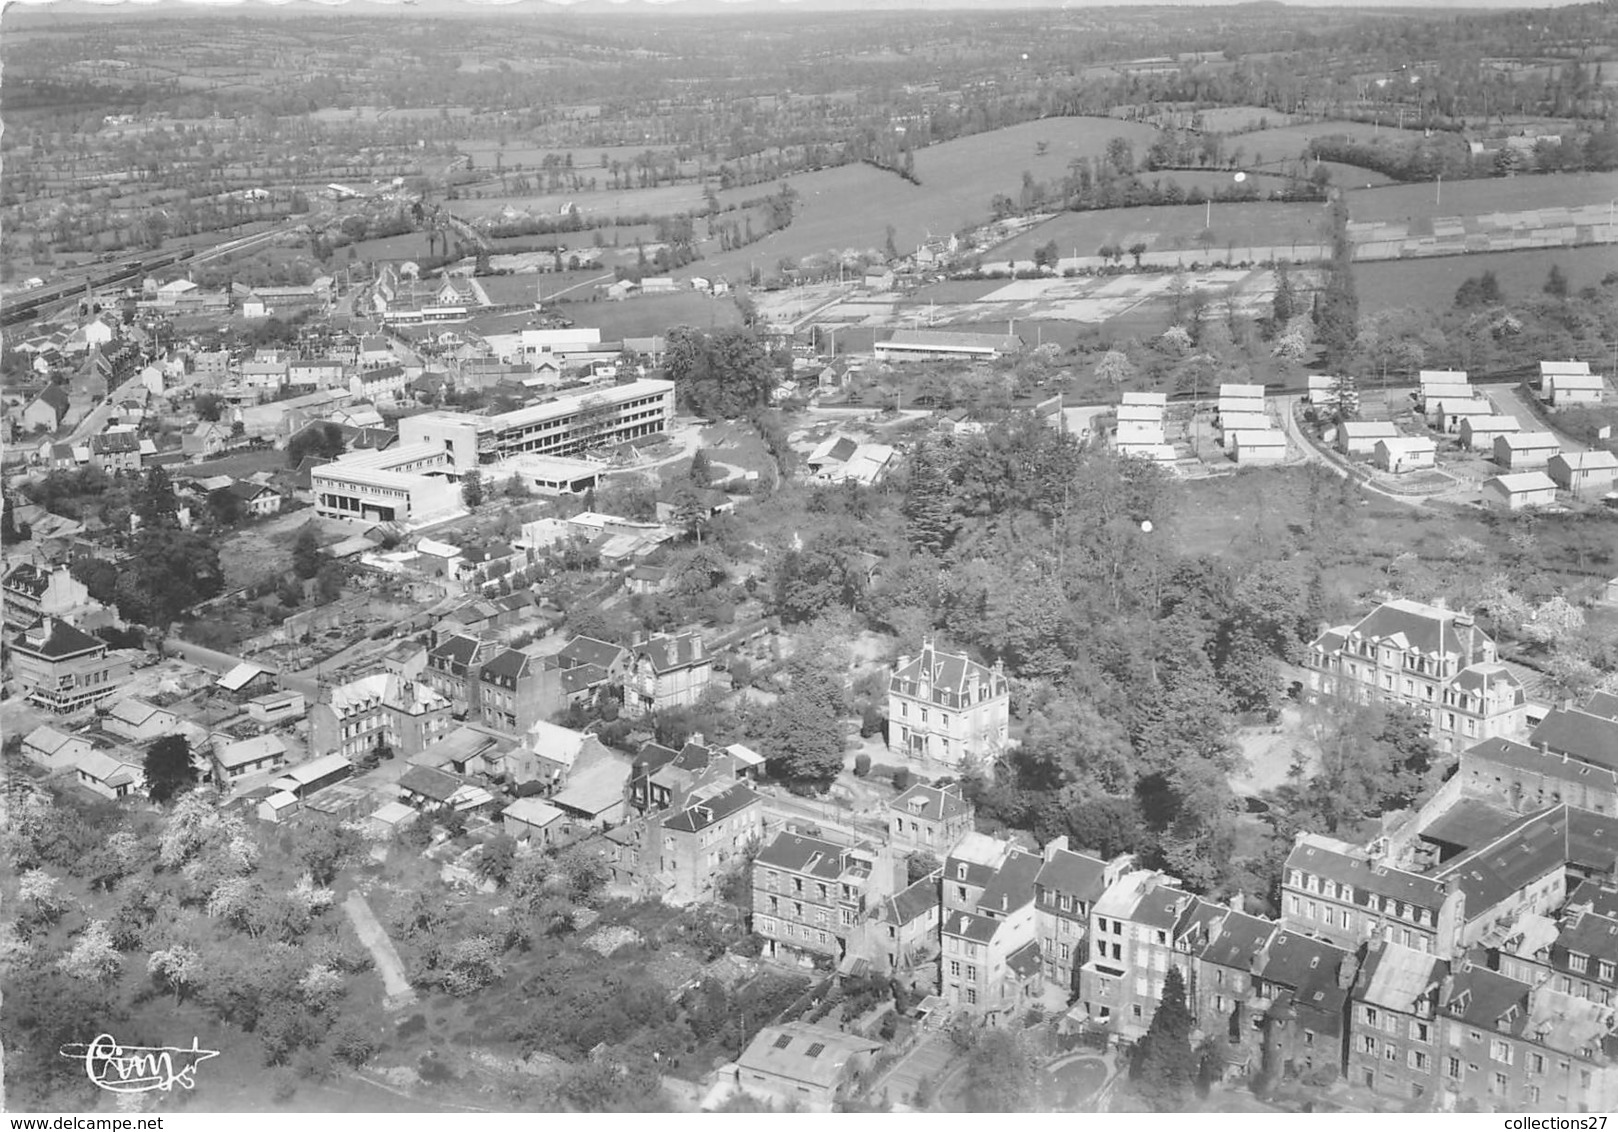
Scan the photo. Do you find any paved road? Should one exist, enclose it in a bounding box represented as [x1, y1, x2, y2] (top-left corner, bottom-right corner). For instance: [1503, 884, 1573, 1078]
[344, 891, 418, 1010]
[1487, 383, 1588, 453]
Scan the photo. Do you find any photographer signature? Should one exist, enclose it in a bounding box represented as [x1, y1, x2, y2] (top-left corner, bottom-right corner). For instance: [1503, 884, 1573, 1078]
[59, 1034, 221, 1094]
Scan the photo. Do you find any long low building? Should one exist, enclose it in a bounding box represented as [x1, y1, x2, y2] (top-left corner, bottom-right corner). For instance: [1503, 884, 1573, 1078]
[311, 443, 461, 523]
[399, 378, 675, 469]
[873, 329, 1022, 361]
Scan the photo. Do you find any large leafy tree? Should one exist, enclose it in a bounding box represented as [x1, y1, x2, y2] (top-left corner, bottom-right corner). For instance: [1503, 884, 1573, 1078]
[1130, 966, 1198, 1111]
[665, 326, 776, 420]
[902, 438, 958, 556]
[962, 1029, 1038, 1112]
[144, 734, 197, 804]
[756, 673, 845, 785]
[115, 527, 224, 629]
[291, 522, 323, 579]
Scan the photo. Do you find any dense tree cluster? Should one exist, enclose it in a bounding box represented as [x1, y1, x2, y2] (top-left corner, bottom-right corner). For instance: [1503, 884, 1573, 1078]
[664, 326, 779, 421]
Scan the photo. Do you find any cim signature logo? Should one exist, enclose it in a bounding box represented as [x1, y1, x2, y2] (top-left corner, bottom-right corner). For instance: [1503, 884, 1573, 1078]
[59, 1034, 221, 1094]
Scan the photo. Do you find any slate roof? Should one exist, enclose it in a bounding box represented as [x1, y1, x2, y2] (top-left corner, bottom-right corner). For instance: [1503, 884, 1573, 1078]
[549, 751, 630, 817]
[1133, 880, 1192, 930]
[637, 632, 705, 673]
[662, 783, 759, 833]
[1451, 663, 1523, 697]
[77, 749, 137, 786]
[1331, 598, 1489, 660]
[3, 563, 54, 598]
[12, 618, 104, 660]
[756, 833, 846, 880]
[90, 431, 139, 454]
[1442, 965, 1530, 1032]
[880, 876, 941, 927]
[428, 634, 485, 674]
[1531, 707, 1618, 771]
[1465, 736, 1618, 791]
[891, 638, 1006, 703]
[943, 909, 1001, 944]
[1006, 939, 1043, 979]
[558, 635, 628, 671]
[975, 849, 1042, 917]
[890, 783, 973, 824]
[214, 734, 287, 770]
[1200, 909, 1276, 972]
[559, 664, 608, 695]
[1261, 931, 1351, 1012]
[478, 648, 536, 687]
[1033, 848, 1109, 900]
[1565, 807, 1618, 873]
[1582, 691, 1618, 722]
[1555, 909, 1618, 975]
[1286, 834, 1451, 909]
[1437, 806, 1569, 913]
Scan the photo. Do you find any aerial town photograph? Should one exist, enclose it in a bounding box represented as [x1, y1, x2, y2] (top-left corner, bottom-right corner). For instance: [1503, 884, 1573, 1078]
[0, 0, 1615, 1118]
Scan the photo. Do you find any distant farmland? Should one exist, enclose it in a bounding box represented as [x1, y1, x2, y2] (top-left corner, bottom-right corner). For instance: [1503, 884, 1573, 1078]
[1355, 244, 1616, 313]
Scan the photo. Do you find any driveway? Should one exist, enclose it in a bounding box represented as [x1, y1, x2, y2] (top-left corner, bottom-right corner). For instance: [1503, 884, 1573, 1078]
[343, 891, 418, 1010]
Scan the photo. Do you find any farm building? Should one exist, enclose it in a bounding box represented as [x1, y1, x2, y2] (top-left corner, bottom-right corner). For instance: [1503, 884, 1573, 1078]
[1482, 471, 1558, 511]
[502, 796, 567, 847]
[1543, 371, 1607, 407]
[1336, 421, 1398, 456]
[1434, 399, 1495, 433]
[1375, 437, 1437, 474]
[22, 725, 94, 772]
[1230, 429, 1287, 465]
[1216, 393, 1265, 418]
[212, 735, 289, 782]
[1538, 360, 1589, 388]
[1547, 451, 1618, 496]
[257, 791, 300, 824]
[873, 329, 1021, 362]
[76, 750, 144, 800]
[103, 698, 179, 744]
[1458, 415, 1521, 451]
[1116, 404, 1164, 425]
[1121, 392, 1168, 408]
[1493, 432, 1560, 469]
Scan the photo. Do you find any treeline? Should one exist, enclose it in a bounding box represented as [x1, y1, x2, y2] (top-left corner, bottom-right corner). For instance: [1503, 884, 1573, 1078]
[1307, 123, 1618, 182]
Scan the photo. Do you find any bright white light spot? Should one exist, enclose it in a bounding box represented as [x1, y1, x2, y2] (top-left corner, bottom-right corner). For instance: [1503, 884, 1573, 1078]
[1234, 172, 1247, 183]
[1021, 54, 1029, 60]
[1141, 520, 1153, 533]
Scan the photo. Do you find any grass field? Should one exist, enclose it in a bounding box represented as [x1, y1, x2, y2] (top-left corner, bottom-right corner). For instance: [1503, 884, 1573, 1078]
[990, 198, 1334, 263]
[449, 181, 709, 222]
[1235, 119, 1425, 158]
[553, 290, 742, 339]
[1351, 170, 1618, 225]
[1355, 243, 1617, 313]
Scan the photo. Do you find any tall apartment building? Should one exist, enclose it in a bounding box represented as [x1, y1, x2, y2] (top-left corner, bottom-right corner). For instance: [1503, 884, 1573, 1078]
[887, 635, 1010, 768]
[1347, 941, 1449, 1102]
[1077, 868, 1196, 1040]
[940, 846, 1044, 1018]
[475, 648, 563, 736]
[2, 563, 98, 630]
[1032, 842, 1117, 997]
[1305, 598, 1528, 752]
[650, 782, 765, 906]
[627, 631, 711, 715]
[1282, 832, 1465, 956]
[424, 634, 500, 717]
[751, 832, 904, 968]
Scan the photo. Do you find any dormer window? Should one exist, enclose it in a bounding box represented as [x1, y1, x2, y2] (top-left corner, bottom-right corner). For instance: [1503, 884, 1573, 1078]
[957, 863, 968, 881]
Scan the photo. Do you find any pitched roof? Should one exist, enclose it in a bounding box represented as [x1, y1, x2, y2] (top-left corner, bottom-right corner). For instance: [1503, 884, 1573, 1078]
[662, 783, 759, 833]
[77, 749, 138, 786]
[1498, 431, 1560, 450]
[891, 637, 1004, 702]
[1358, 941, 1446, 1011]
[1437, 806, 1569, 913]
[890, 783, 973, 824]
[1325, 598, 1490, 662]
[503, 796, 565, 828]
[1582, 690, 1618, 721]
[976, 849, 1042, 917]
[1418, 798, 1524, 851]
[214, 734, 288, 769]
[12, 618, 104, 660]
[1286, 832, 1451, 909]
[1442, 965, 1530, 1032]
[1550, 450, 1618, 472]
[1034, 848, 1109, 900]
[1199, 909, 1276, 972]
[216, 661, 274, 691]
[3, 562, 56, 598]
[737, 1023, 882, 1090]
[398, 764, 465, 803]
[106, 698, 170, 728]
[636, 632, 705, 673]
[881, 876, 941, 926]
[549, 750, 631, 817]
[757, 832, 845, 880]
[1531, 707, 1618, 771]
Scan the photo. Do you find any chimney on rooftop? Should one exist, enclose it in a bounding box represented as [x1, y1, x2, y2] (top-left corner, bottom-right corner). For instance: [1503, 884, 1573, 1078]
[1456, 612, 1477, 668]
[1044, 835, 1069, 862]
[690, 634, 703, 661]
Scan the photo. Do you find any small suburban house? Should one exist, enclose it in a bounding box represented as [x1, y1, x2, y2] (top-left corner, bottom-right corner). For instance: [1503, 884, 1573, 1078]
[226, 480, 283, 518]
[1336, 421, 1397, 456]
[1483, 471, 1559, 511]
[76, 750, 145, 800]
[1374, 436, 1437, 474]
[627, 631, 712, 715]
[1434, 399, 1495, 433]
[1230, 429, 1287, 465]
[1457, 414, 1520, 452]
[103, 698, 180, 743]
[1547, 450, 1618, 497]
[1543, 370, 1607, 407]
[1494, 431, 1560, 469]
[733, 1023, 883, 1112]
[22, 724, 95, 771]
[212, 735, 290, 783]
[501, 796, 567, 847]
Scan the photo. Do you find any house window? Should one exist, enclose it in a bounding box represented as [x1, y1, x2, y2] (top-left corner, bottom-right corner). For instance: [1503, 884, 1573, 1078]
[965, 988, 977, 1005]
[1492, 1073, 1508, 1096]
[1383, 1044, 1399, 1062]
[1409, 1050, 1429, 1071]
[1361, 1035, 1377, 1055]
[965, 965, 977, 983]
[1446, 1058, 1461, 1079]
[1529, 1054, 1545, 1075]
[1489, 1040, 1513, 1064]
[949, 961, 961, 978]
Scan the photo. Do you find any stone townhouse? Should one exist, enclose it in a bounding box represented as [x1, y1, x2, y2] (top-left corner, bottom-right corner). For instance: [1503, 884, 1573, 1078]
[1077, 868, 1195, 1040]
[1281, 831, 1465, 956]
[940, 846, 1044, 1020]
[1032, 841, 1117, 999]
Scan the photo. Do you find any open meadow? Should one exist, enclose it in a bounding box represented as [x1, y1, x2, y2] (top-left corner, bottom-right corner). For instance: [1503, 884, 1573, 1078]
[1355, 243, 1618, 313]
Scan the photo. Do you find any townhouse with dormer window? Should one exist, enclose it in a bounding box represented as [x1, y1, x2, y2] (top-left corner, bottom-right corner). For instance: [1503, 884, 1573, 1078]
[1282, 831, 1465, 956]
[888, 634, 1010, 767]
[1305, 598, 1528, 752]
